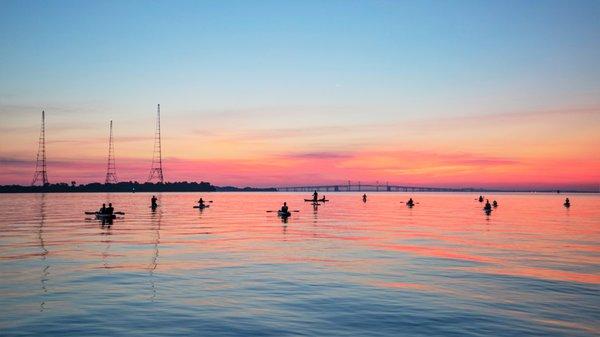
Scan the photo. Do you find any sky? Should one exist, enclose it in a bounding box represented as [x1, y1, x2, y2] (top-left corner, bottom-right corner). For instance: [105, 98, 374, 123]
[0, 0, 599, 190]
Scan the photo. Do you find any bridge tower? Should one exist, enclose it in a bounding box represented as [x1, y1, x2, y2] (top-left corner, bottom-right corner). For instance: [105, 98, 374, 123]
[31, 110, 49, 186]
[105, 120, 118, 184]
[147, 104, 164, 183]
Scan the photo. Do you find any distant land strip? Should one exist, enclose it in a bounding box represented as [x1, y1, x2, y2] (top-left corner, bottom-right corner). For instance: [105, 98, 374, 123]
[0, 182, 597, 193]
[0, 182, 276, 193]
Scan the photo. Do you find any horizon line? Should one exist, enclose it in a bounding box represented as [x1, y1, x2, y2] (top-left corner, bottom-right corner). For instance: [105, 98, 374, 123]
[6, 180, 599, 193]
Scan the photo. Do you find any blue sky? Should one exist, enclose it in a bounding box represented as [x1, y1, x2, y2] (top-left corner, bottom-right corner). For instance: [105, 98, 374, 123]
[2, 0, 598, 113]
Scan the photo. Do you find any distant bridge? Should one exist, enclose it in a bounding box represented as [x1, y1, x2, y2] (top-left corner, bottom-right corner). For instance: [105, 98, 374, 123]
[276, 182, 483, 193]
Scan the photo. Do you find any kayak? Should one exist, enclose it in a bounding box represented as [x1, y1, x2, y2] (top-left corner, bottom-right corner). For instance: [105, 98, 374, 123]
[193, 205, 210, 209]
[278, 211, 291, 217]
[85, 211, 125, 215]
[564, 203, 570, 208]
[304, 199, 329, 202]
[406, 203, 415, 207]
[95, 213, 116, 219]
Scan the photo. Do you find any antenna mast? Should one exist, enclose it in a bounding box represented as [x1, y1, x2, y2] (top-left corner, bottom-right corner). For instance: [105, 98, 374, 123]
[32, 110, 49, 186]
[105, 120, 118, 184]
[147, 104, 164, 183]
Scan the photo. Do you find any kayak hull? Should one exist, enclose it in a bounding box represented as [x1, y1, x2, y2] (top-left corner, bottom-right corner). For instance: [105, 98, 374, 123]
[193, 205, 210, 209]
[304, 199, 329, 202]
[278, 211, 291, 217]
[95, 214, 116, 219]
[85, 211, 125, 216]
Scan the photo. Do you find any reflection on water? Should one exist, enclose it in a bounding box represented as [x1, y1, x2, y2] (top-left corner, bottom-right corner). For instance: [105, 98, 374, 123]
[0, 192, 599, 336]
[149, 194, 161, 302]
[37, 194, 48, 312]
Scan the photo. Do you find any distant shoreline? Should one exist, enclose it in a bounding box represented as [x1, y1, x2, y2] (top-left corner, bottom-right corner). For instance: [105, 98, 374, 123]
[0, 182, 596, 194]
[0, 182, 276, 193]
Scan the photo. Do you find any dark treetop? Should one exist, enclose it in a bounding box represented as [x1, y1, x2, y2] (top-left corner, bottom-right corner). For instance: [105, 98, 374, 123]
[0, 181, 276, 193]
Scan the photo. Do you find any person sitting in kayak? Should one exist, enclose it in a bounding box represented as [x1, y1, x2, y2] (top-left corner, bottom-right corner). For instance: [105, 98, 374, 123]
[321, 195, 326, 202]
[198, 198, 206, 207]
[407, 198, 414, 207]
[151, 195, 158, 208]
[106, 203, 114, 215]
[564, 198, 570, 207]
[99, 203, 107, 214]
[492, 200, 498, 208]
[478, 195, 484, 202]
[312, 191, 318, 202]
[362, 194, 367, 202]
[281, 202, 289, 213]
[484, 199, 492, 211]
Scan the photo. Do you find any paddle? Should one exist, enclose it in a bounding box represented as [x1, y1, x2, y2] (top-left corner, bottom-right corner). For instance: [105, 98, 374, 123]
[399, 201, 420, 204]
[266, 210, 300, 213]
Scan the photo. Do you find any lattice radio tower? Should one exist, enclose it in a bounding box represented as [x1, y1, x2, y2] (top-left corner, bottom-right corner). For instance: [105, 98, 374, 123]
[147, 104, 164, 183]
[105, 120, 118, 184]
[31, 110, 49, 186]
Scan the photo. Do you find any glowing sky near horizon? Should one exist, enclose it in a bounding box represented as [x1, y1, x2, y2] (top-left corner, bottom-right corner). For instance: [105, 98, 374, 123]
[1, 1, 599, 189]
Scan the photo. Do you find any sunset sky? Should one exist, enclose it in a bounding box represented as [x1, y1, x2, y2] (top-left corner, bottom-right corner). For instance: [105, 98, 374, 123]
[1, 1, 599, 190]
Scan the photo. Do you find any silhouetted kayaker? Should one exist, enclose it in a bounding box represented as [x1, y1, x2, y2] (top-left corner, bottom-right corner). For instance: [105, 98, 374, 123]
[492, 200, 498, 208]
[362, 194, 367, 202]
[564, 198, 570, 207]
[99, 203, 106, 214]
[281, 202, 289, 213]
[478, 195, 484, 202]
[312, 190, 318, 202]
[106, 203, 114, 215]
[151, 195, 158, 208]
[407, 198, 414, 207]
[198, 198, 205, 207]
[484, 199, 492, 211]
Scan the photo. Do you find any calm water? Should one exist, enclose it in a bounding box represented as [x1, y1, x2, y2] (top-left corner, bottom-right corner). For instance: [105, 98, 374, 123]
[0, 192, 598, 336]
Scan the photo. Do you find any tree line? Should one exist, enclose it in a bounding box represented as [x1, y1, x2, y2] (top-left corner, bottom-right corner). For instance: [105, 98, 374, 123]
[0, 181, 276, 193]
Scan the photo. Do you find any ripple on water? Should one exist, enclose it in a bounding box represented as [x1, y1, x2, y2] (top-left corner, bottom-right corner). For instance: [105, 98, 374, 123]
[0, 192, 598, 336]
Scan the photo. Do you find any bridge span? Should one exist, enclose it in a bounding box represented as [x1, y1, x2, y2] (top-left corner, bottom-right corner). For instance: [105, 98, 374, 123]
[276, 183, 482, 193]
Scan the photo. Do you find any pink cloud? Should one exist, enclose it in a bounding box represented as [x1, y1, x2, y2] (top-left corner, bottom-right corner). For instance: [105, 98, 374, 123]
[4, 146, 597, 190]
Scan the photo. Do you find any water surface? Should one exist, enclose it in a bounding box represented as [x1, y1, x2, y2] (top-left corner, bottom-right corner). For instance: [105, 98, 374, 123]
[0, 192, 598, 336]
